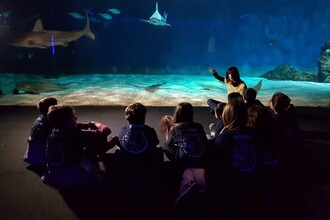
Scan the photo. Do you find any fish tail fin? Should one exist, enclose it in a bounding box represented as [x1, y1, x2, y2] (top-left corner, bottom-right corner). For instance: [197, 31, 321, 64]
[83, 11, 95, 40]
[253, 80, 262, 93]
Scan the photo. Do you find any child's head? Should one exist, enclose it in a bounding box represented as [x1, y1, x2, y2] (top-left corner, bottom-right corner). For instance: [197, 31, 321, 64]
[227, 92, 243, 101]
[125, 102, 147, 124]
[246, 105, 271, 130]
[215, 102, 226, 119]
[172, 102, 194, 123]
[221, 98, 246, 133]
[243, 88, 257, 103]
[38, 97, 58, 116]
[47, 105, 77, 130]
[270, 92, 291, 114]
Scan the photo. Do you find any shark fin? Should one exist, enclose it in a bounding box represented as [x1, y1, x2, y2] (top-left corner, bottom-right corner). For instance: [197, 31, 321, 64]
[83, 11, 95, 40]
[150, 2, 162, 20]
[32, 19, 44, 31]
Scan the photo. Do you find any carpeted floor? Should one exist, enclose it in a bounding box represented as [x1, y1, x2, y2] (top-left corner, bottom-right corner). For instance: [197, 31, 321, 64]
[0, 106, 329, 220]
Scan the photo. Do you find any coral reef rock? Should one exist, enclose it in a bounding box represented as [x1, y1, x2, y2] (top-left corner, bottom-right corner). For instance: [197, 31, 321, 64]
[318, 41, 330, 83]
[261, 64, 318, 82]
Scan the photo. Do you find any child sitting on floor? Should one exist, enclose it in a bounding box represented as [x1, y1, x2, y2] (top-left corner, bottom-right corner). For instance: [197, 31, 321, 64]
[116, 102, 163, 189]
[41, 105, 118, 187]
[23, 97, 58, 167]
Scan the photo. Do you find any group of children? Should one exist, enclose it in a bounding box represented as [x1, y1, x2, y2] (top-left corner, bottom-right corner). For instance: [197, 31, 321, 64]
[23, 99, 163, 187]
[22, 66, 302, 218]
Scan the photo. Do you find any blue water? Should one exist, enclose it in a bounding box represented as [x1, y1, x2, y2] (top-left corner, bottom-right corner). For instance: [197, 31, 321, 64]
[0, 71, 329, 107]
[0, 0, 329, 106]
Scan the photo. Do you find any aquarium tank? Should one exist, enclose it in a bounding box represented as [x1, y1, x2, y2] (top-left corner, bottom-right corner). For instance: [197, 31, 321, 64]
[0, 0, 329, 106]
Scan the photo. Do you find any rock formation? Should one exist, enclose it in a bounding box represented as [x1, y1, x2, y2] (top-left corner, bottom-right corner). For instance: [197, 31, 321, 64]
[260, 64, 318, 82]
[318, 41, 330, 83]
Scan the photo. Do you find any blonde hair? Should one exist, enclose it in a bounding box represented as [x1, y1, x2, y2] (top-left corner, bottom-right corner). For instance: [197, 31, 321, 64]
[159, 102, 194, 139]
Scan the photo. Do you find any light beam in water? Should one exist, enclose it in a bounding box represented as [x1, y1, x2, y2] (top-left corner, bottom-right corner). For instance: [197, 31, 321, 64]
[51, 35, 55, 55]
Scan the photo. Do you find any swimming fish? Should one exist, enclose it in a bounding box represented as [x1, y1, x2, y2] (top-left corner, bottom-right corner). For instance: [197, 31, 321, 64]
[98, 13, 112, 20]
[68, 11, 111, 27]
[268, 38, 277, 46]
[141, 2, 171, 26]
[15, 81, 78, 94]
[15, 52, 34, 60]
[144, 83, 166, 93]
[10, 12, 95, 48]
[107, 8, 121, 14]
[1, 11, 11, 18]
[67, 12, 85, 19]
[239, 13, 251, 19]
[133, 82, 166, 93]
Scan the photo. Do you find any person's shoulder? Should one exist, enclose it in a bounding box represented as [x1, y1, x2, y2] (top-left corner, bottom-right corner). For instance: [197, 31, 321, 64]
[119, 124, 130, 131]
[178, 122, 199, 130]
[192, 122, 205, 130]
[118, 125, 130, 134]
[217, 130, 237, 140]
[37, 114, 45, 119]
[35, 114, 46, 122]
[254, 99, 265, 106]
[143, 124, 157, 133]
[214, 132, 229, 146]
[32, 115, 49, 126]
[143, 124, 154, 130]
[216, 130, 239, 145]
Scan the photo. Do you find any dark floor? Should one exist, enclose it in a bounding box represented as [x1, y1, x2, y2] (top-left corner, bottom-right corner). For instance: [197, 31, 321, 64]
[0, 106, 329, 220]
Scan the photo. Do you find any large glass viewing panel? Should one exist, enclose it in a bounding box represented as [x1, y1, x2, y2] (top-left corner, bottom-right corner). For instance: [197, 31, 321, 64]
[0, 0, 329, 106]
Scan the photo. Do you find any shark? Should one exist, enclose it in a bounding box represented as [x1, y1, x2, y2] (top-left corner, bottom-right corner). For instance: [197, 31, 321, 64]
[15, 81, 78, 94]
[141, 2, 171, 26]
[144, 82, 166, 93]
[10, 12, 95, 49]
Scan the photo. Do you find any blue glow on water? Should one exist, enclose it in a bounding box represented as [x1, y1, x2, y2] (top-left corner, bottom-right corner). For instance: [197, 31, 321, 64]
[0, 71, 329, 107]
[1, 0, 329, 72]
[0, 0, 329, 107]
